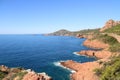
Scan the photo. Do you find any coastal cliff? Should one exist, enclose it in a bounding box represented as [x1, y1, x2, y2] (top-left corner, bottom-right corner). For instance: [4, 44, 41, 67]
[100, 19, 120, 32]
[1, 19, 120, 80]
[60, 19, 120, 80]
[60, 41, 112, 80]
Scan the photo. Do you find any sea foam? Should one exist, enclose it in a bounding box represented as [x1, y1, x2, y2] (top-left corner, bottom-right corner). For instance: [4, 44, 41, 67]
[73, 52, 80, 56]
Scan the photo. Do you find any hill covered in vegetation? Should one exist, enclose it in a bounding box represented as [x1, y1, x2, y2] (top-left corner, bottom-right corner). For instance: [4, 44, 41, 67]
[93, 20, 120, 80]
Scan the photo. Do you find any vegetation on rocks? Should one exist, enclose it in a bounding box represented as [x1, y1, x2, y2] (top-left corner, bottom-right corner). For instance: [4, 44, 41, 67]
[73, 28, 100, 35]
[94, 23, 120, 80]
[94, 34, 120, 52]
[104, 25, 120, 35]
[0, 70, 8, 80]
[11, 71, 28, 80]
[96, 34, 118, 45]
[95, 56, 120, 80]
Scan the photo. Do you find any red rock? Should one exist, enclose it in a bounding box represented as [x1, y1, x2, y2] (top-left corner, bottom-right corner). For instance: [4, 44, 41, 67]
[61, 60, 100, 80]
[0, 65, 9, 72]
[23, 71, 52, 80]
[100, 19, 120, 32]
[76, 34, 84, 38]
[77, 50, 111, 59]
[83, 39, 109, 49]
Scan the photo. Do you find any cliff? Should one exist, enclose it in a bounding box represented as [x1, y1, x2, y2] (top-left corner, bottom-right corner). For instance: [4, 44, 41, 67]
[60, 19, 120, 80]
[0, 65, 52, 80]
[100, 19, 120, 32]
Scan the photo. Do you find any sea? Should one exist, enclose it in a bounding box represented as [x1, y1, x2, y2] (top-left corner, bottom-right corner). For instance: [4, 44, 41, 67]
[0, 35, 95, 80]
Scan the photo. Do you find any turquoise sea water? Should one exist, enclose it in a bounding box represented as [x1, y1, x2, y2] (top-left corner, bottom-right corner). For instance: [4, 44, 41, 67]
[0, 35, 95, 80]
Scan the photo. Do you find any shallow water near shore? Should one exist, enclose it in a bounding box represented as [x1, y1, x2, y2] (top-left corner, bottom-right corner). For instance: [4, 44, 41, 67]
[0, 35, 95, 80]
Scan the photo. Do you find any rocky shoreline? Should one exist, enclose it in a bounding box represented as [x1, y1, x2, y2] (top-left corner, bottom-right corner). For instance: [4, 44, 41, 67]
[0, 65, 52, 80]
[60, 38, 113, 80]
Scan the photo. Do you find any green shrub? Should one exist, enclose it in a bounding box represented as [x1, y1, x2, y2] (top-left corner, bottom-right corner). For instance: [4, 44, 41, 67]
[0, 70, 8, 79]
[104, 25, 120, 35]
[95, 34, 120, 52]
[96, 34, 118, 45]
[109, 43, 120, 52]
[94, 68, 102, 76]
[98, 56, 120, 80]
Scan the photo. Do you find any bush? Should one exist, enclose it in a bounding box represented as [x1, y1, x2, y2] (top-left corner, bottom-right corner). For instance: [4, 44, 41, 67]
[94, 68, 102, 76]
[99, 56, 120, 80]
[104, 25, 120, 35]
[109, 43, 120, 52]
[97, 34, 118, 45]
[95, 34, 120, 52]
[0, 70, 8, 79]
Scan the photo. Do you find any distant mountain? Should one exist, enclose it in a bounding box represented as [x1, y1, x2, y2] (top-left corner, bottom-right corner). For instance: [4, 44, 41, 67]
[45, 28, 100, 38]
[46, 29, 74, 36]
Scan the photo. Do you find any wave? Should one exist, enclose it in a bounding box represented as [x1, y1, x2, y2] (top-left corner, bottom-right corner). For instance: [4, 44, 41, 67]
[73, 52, 80, 56]
[73, 52, 90, 57]
[53, 61, 76, 73]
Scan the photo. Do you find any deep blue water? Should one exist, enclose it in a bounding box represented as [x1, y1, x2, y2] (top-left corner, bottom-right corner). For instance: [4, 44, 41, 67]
[0, 35, 95, 80]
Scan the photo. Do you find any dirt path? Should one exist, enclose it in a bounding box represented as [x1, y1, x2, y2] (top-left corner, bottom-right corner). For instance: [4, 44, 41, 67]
[107, 33, 120, 43]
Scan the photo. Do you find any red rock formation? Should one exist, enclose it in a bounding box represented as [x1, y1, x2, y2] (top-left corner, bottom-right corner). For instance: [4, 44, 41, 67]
[61, 49, 112, 80]
[77, 50, 111, 59]
[22, 72, 39, 80]
[61, 38, 112, 80]
[0, 65, 9, 72]
[22, 71, 52, 80]
[61, 60, 81, 72]
[83, 39, 109, 49]
[0, 65, 52, 80]
[61, 60, 101, 80]
[100, 19, 120, 32]
[76, 34, 84, 38]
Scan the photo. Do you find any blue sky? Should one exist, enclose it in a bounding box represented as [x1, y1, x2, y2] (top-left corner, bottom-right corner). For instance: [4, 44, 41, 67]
[0, 0, 120, 34]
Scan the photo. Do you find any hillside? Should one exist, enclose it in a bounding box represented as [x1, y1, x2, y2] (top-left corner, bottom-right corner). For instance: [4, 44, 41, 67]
[100, 19, 120, 32]
[73, 28, 100, 35]
[104, 24, 120, 35]
[58, 19, 120, 80]
[46, 29, 73, 36]
[93, 20, 120, 80]
[46, 28, 100, 37]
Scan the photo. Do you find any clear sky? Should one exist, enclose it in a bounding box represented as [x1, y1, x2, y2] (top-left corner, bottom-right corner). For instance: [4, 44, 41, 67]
[0, 0, 120, 34]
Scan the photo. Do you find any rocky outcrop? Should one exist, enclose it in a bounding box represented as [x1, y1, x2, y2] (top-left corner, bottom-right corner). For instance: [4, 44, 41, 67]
[0, 65, 9, 72]
[77, 50, 111, 59]
[76, 34, 84, 38]
[100, 19, 120, 32]
[23, 71, 52, 80]
[61, 49, 112, 80]
[61, 60, 101, 80]
[61, 31, 113, 80]
[61, 60, 81, 72]
[0, 65, 52, 80]
[83, 39, 109, 49]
